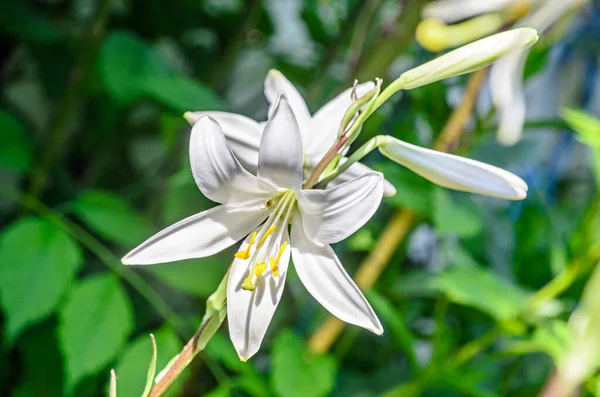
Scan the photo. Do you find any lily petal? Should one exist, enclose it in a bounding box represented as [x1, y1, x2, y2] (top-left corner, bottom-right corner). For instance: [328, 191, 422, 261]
[190, 117, 272, 203]
[328, 160, 397, 197]
[423, 0, 515, 23]
[295, 172, 383, 244]
[291, 214, 383, 335]
[379, 136, 528, 200]
[122, 202, 270, 265]
[264, 70, 312, 138]
[227, 226, 291, 361]
[184, 111, 262, 174]
[307, 82, 375, 160]
[490, 50, 528, 146]
[257, 93, 304, 189]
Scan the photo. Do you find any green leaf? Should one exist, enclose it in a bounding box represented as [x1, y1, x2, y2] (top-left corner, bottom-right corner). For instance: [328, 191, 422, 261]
[0, 2, 61, 42]
[434, 267, 527, 320]
[59, 274, 134, 391]
[0, 110, 33, 173]
[505, 320, 572, 363]
[0, 217, 82, 342]
[270, 330, 337, 397]
[376, 162, 433, 215]
[563, 108, 600, 148]
[99, 31, 149, 103]
[115, 327, 184, 397]
[69, 190, 153, 246]
[433, 189, 482, 238]
[141, 75, 223, 114]
[13, 322, 65, 397]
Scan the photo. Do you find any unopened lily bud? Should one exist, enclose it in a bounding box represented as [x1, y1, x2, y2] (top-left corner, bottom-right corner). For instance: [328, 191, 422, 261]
[378, 136, 528, 200]
[400, 27, 538, 90]
[416, 15, 505, 52]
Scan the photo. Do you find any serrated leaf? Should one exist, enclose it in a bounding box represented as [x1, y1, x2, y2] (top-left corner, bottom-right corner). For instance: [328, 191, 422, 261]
[271, 330, 336, 397]
[434, 267, 527, 320]
[114, 327, 183, 397]
[70, 190, 153, 246]
[433, 189, 482, 238]
[141, 75, 223, 114]
[59, 274, 133, 391]
[0, 110, 33, 173]
[0, 217, 82, 342]
[99, 31, 149, 103]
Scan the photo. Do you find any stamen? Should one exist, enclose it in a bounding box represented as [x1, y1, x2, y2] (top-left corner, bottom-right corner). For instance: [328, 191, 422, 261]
[254, 262, 267, 276]
[234, 232, 257, 260]
[241, 262, 268, 291]
[269, 241, 288, 277]
[256, 225, 277, 248]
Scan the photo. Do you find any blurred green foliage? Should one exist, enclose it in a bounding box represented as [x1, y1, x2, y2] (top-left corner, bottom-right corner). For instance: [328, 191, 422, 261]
[0, 0, 599, 396]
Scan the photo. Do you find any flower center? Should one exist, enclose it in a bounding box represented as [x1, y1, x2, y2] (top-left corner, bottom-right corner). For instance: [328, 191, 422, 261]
[234, 190, 296, 291]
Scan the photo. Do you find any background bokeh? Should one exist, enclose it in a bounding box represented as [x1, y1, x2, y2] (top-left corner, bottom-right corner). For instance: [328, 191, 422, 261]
[1, 0, 600, 396]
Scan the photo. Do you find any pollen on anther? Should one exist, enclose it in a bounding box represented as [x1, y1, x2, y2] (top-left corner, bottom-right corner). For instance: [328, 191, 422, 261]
[255, 262, 267, 276]
[234, 232, 257, 260]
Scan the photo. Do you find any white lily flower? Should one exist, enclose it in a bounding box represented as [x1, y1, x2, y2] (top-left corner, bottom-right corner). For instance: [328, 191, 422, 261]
[491, 0, 587, 145]
[419, 0, 588, 145]
[185, 70, 397, 197]
[123, 94, 384, 361]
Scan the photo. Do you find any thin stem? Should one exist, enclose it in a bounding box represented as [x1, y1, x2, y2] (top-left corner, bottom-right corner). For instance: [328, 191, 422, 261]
[27, 0, 111, 198]
[149, 271, 229, 397]
[319, 135, 388, 187]
[308, 68, 489, 354]
[0, 188, 186, 333]
[304, 81, 382, 189]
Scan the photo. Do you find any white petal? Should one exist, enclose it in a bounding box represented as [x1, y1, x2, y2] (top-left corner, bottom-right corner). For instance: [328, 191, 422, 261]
[184, 111, 262, 174]
[379, 136, 528, 200]
[290, 215, 382, 335]
[328, 160, 397, 197]
[423, 0, 516, 23]
[518, 0, 579, 33]
[227, 226, 291, 360]
[122, 202, 270, 265]
[257, 93, 304, 189]
[295, 172, 383, 244]
[190, 117, 271, 203]
[306, 82, 375, 160]
[264, 70, 312, 139]
[490, 50, 528, 146]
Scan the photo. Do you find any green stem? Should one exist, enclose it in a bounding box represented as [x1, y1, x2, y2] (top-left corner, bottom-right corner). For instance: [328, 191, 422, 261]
[319, 135, 389, 186]
[149, 271, 229, 397]
[0, 188, 186, 333]
[27, 0, 111, 198]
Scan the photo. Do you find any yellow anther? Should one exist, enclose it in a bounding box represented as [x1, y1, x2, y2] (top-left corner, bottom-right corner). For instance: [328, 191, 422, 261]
[256, 225, 277, 248]
[269, 242, 288, 277]
[269, 257, 279, 277]
[241, 280, 256, 291]
[241, 261, 268, 291]
[234, 232, 257, 260]
[254, 262, 267, 276]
